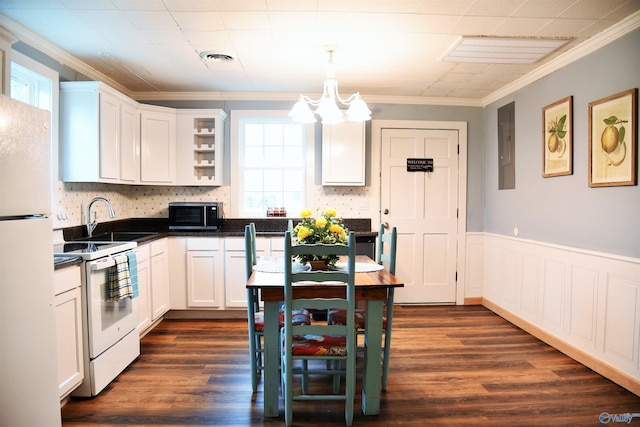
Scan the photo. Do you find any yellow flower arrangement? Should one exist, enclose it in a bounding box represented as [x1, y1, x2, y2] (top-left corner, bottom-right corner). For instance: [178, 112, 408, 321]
[292, 207, 349, 267]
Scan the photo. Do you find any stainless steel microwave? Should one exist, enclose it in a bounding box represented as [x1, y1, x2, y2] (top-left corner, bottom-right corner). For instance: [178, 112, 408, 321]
[168, 202, 223, 230]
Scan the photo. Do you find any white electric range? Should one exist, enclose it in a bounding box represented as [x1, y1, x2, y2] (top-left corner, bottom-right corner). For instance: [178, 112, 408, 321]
[54, 240, 139, 396]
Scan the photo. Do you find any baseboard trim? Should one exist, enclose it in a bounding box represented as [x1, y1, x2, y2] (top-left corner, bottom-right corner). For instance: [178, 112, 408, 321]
[482, 298, 640, 397]
[163, 309, 248, 320]
[464, 297, 482, 305]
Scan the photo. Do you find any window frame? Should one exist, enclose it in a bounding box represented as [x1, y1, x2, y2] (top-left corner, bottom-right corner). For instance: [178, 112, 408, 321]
[10, 50, 60, 224]
[230, 110, 315, 218]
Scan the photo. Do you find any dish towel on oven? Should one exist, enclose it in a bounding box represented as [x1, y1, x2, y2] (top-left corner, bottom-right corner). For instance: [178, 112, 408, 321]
[108, 254, 133, 301]
[127, 252, 139, 298]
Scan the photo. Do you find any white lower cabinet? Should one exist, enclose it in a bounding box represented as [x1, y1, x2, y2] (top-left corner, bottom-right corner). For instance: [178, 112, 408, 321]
[136, 238, 170, 335]
[135, 244, 151, 333]
[150, 239, 170, 320]
[171, 235, 283, 311]
[54, 265, 84, 399]
[224, 237, 267, 308]
[186, 238, 223, 308]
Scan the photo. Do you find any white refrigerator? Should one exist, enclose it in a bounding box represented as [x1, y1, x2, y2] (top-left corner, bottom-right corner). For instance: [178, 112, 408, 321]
[0, 94, 61, 426]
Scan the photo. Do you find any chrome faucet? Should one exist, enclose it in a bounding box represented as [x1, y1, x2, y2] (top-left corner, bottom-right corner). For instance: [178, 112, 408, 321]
[86, 197, 116, 237]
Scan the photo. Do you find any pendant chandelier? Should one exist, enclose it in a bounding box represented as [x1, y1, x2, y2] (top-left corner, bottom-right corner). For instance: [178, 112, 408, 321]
[289, 50, 371, 125]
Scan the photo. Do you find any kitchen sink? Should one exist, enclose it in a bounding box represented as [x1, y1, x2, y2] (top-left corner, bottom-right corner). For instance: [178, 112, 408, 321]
[78, 231, 159, 242]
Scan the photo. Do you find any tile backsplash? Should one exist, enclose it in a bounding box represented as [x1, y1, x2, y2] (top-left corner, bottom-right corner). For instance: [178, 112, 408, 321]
[53, 182, 376, 230]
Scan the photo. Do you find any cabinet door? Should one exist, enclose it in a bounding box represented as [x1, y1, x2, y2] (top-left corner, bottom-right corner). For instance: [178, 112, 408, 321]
[140, 108, 176, 183]
[224, 248, 247, 308]
[99, 91, 120, 181]
[224, 237, 268, 308]
[135, 245, 151, 333]
[119, 102, 138, 183]
[150, 239, 170, 319]
[55, 287, 84, 398]
[187, 249, 222, 308]
[322, 121, 366, 185]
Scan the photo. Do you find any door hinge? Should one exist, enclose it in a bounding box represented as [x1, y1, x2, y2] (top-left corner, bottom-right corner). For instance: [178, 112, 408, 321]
[457, 144, 460, 154]
[455, 271, 458, 282]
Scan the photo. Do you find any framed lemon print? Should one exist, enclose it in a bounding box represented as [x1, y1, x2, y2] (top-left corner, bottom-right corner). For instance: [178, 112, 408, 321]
[543, 96, 573, 177]
[588, 88, 637, 187]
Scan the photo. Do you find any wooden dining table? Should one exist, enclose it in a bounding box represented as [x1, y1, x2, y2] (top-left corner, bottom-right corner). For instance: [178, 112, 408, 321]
[246, 255, 404, 417]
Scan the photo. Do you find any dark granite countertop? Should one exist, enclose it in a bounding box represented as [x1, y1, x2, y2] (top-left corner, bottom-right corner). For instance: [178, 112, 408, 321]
[61, 217, 376, 242]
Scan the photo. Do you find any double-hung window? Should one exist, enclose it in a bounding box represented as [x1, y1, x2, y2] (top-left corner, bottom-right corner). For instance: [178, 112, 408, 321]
[231, 111, 314, 217]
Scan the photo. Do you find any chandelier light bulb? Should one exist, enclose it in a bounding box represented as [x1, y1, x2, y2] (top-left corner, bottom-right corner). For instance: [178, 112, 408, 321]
[289, 50, 371, 125]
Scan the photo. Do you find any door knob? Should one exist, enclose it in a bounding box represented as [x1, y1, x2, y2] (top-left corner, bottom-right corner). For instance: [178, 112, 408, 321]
[382, 222, 389, 229]
[383, 209, 389, 215]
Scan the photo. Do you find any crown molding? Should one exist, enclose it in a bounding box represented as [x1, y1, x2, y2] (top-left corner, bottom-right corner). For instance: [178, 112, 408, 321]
[133, 90, 484, 107]
[0, 15, 131, 95]
[2, 10, 638, 109]
[481, 10, 640, 107]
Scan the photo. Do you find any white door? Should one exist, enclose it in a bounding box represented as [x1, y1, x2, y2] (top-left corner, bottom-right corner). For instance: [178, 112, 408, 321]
[381, 128, 460, 303]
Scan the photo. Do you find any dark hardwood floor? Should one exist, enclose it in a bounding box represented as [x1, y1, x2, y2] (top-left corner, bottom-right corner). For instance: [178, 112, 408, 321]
[61, 305, 640, 426]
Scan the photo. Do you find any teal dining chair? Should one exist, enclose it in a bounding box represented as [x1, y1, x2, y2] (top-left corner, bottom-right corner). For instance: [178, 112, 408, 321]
[327, 224, 397, 390]
[246, 223, 311, 393]
[245, 223, 262, 393]
[281, 230, 357, 427]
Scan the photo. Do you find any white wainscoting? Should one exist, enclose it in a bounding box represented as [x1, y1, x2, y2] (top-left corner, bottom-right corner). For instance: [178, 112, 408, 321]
[465, 232, 640, 395]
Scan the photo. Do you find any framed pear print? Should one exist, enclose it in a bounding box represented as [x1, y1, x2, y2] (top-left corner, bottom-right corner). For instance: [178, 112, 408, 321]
[543, 96, 573, 177]
[588, 88, 637, 187]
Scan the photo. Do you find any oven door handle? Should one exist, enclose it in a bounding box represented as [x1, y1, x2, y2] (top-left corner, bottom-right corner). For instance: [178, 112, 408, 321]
[90, 258, 116, 271]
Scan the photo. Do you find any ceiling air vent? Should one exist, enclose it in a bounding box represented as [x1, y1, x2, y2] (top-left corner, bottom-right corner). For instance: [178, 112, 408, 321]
[199, 51, 234, 62]
[439, 36, 572, 64]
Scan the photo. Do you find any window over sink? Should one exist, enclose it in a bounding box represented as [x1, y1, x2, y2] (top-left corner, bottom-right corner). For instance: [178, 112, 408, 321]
[231, 110, 314, 218]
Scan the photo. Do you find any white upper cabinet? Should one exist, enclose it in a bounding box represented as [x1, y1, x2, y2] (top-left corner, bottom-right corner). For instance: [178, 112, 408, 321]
[322, 121, 366, 186]
[139, 105, 176, 184]
[119, 102, 139, 183]
[60, 81, 139, 184]
[61, 81, 224, 186]
[176, 109, 227, 186]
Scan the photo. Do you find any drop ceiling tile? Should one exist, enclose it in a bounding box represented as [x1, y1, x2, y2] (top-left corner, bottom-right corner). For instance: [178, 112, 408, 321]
[267, 0, 317, 12]
[61, 0, 114, 10]
[122, 10, 179, 30]
[219, 11, 271, 30]
[464, 0, 527, 16]
[560, 0, 630, 19]
[140, 29, 197, 45]
[1, 0, 65, 8]
[171, 11, 226, 31]
[111, 0, 167, 11]
[267, 11, 318, 30]
[2, 9, 86, 30]
[163, 0, 220, 12]
[493, 17, 554, 37]
[512, 0, 577, 18]
[214, 0, 268, 11]
[73, 10, 135, 29]
[183, 30, 235, 52]
[418, 0, 475, 15]
[536, 18, 599, 37]
[451, 15, 509, 34]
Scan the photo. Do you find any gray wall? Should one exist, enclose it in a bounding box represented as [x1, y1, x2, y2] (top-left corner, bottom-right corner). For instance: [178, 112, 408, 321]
[483, 29, 640, 258]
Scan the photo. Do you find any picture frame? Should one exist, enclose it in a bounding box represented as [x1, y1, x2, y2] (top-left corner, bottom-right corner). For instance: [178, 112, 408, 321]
[542, 96, 573, 177]
[588, 88, 637, 187]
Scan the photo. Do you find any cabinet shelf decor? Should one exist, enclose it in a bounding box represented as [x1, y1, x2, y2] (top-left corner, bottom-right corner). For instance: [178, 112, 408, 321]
[177, 109, 227, 186]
